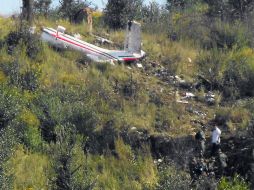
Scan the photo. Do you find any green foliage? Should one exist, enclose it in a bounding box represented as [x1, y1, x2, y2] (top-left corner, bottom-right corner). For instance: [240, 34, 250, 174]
[1, 9, 254, 189]
[18, 109, 43, 151]
[51, 124, 94, 190]
[215, 106, 250, 131]
[205, 0, 254, 20]
[104, 0, 143, 29]
[0, 126, 19, 190]
[209, 21, 251, 49]
[197, 49, 226, 90]
[58, 0, 89, 22]
[89, 139, 158, 190]
[0, 85, 23, 129]
[156, 163, 190, 190]
[5, 29, 43, 60]
[141, 2, 169, 34]
[7, 145, 51, 190]
[218, 176, 250, 190]
[33, 87, 97, 142]
[222, 48, 254, 98]
[34, 0, 52, 16]
[197, 47, 254, 99]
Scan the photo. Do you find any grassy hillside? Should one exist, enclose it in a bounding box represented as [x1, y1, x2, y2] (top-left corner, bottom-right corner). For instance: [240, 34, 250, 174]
[0, 15, 253, 190]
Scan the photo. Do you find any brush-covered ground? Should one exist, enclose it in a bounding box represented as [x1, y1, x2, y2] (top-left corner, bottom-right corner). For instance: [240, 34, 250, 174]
[0, 16, 253, 190]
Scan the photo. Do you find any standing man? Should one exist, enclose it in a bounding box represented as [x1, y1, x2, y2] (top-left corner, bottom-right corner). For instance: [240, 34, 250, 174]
[211, 126, 221, 156]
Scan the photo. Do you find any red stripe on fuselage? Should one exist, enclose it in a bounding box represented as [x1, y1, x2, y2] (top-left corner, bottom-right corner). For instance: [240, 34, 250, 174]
[123, 57, 138, 61]
[51, 33, 116, 60]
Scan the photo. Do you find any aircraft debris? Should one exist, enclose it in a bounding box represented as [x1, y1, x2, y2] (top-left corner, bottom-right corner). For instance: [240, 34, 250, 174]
[74, 33, 81, 39]
[205, 91, 216, 105]
[137, 63, 143, 68]
[174, 75, 186, 84]
[92, 34, 114, 45]
[187, 106, 207, 119]
[182, 92, 196, 100]
[175, 90, 189, 103]
[41, 21, 146, 63]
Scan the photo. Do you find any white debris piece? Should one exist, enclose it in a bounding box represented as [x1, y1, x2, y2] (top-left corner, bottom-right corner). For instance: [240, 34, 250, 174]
[57, 25, 66, 33]
[186, 92, 195, 98]
[74, 33, 81, 39]
[205, 91, 216, 105]
[174, 75, 186, 83]
[93, 34, 114, 44]
[188, 57, 192, 63]
[137, 63, 143, 68]
[177, 100, 189, 104]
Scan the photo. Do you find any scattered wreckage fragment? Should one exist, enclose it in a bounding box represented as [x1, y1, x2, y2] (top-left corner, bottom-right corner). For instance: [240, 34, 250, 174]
[41, 21, 146, 63]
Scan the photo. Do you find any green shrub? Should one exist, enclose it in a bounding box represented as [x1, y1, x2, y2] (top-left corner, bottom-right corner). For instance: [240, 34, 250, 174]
[5, 29, 42, 60]
[6, 146, 51, 190]
[156, 163, 190, 190]
[218, 176, 250, 190]
[222, 48, 254, 99]
[0, 126, 19, 190]
[215, 106, 251, 131]
[197, 49, 226, 91]
[209, 21, 250, 49]
[0, 85, 23, 129]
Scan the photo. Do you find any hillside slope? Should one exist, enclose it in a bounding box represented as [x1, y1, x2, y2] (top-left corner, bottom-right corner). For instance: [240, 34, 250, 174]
[0, 17, 253, 189]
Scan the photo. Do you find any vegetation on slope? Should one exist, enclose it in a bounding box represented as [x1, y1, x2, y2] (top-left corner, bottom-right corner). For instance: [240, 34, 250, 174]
[1, 0, 254, 188]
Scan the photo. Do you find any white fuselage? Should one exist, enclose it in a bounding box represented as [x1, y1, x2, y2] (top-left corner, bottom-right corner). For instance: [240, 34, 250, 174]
[41, 27, 145, 62]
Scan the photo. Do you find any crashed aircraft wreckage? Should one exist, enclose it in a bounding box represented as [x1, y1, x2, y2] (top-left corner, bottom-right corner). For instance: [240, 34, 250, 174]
[41, 21, 146, 63]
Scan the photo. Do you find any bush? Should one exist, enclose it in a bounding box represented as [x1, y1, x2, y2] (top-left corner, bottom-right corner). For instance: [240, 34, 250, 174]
[156, 163, 190, 190]
[218, 176, 250, 190]
[6, 146, 50, 190]
[5, 29, 42, 60]
[223, 48, 254, 99]
[104, 0, 143, 29]
[0, 126, 20, 190]
[215, 106, 251, 131]
[18, 109, 42, 151]
[209, 21, 251, 49]
[1, 60, 40, 91]
[0, 86, 23, 129]
[197, 49, 226, 91]
[58, 0, 89, 22]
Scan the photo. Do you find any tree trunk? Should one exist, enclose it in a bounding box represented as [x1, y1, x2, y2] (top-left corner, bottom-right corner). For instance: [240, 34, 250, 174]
[22, 0, 33, 24]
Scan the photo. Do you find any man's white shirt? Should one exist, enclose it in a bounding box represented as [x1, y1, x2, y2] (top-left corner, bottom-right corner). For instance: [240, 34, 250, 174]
[212, 127, 221, 144]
